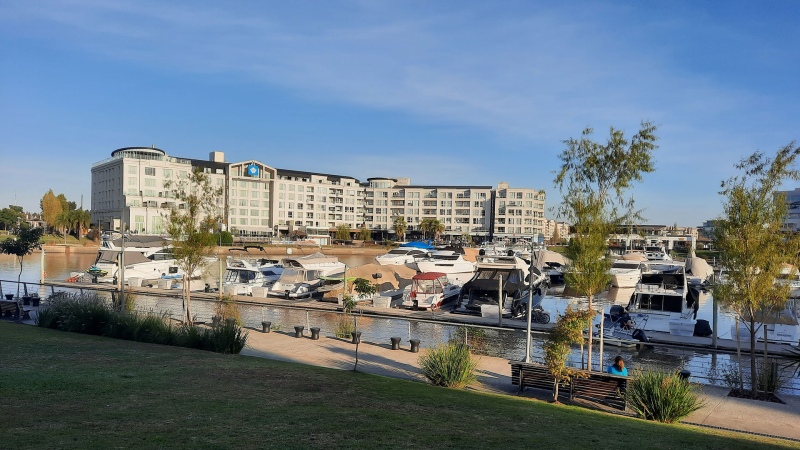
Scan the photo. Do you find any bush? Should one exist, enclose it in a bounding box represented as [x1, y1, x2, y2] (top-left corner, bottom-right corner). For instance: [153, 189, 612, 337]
[35, 293, 247, 354]
[334, 315, 355, 338]
[419, 342, 477, 388]
[626, 369, 705, 423]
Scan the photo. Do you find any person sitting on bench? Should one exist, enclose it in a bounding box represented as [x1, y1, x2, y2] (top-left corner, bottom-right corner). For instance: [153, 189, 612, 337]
[607, 355, 628, 376]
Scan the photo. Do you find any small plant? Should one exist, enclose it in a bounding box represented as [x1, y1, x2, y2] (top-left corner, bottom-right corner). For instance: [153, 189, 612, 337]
[334, 315, 355, 338]
[352, 278, 377, 300]
[544, 306, 594, 402]
[419, 341, 478, 388]
[213, 294, 242, 326]
[626, 369, 705, 423]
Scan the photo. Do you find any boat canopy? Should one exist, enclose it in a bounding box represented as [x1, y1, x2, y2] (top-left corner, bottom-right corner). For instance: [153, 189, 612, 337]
[413, 272, 448, 281]
[282, 252, 340, 267]
[400, 241, 435, 250]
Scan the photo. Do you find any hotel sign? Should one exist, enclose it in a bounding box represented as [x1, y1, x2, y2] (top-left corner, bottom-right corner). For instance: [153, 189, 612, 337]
[246, 164, 260, 177]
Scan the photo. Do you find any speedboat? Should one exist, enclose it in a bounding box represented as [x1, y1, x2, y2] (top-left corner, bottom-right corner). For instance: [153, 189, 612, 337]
[79, 233, 203, 285]
[414, 250, 476, 285]
[685, 256, 714, 287]
[626, 263, 697, 336]
[401, 272, 461, 310]
[453, 252, 549, 319]
[222, 249, 283, 296]
[268, 252, 345, 299]
[375, 247, 430, 265]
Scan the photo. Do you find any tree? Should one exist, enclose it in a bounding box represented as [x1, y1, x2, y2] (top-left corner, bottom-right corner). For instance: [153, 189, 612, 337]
[554, 121, 658, 372]
[72, 209, 91, 238]
[544, 306, 595, 401]
[41, 190, 62, 231]
[712, 143, 800, 397]
[0, 226, 44, 306]
[335, 224, 350, 241]
[164, 169, 223, 324]
[358, 224, 371, 242]
[352, 277, 377, 300]
[551, 227, 561, 245]
[420, 218, 444, 240]
[392, 216, 407, 241]
[0, 206, 24, 232]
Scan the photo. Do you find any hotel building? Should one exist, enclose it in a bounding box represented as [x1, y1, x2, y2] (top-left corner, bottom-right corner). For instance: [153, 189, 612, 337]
[91, 147, 546, 241]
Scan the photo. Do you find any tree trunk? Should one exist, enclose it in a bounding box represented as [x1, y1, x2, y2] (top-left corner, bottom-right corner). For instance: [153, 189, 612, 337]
[749, 320, 758, 397]
[184, 274, 192, 324]
[735, 316, 744, 392]
[587, 294, 593, 371]
[553, 378, 559, 402]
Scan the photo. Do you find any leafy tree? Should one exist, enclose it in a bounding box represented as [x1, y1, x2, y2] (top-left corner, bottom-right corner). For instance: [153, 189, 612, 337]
[352, 277, 377, 300]
[554, 121, 658, 371]
[712, 143, 800, 397]
[0, 226, 44, 303]
[551, 227, 561, 245]
[0, 206, 24, 231]
[335, 224, 350, 241]
[544, 306, 594, 401]
[72, 209, 91, 238]
[461, 232, 474, 246]
[164, 169, 223, 324]
[358, 224, 371, 242]
[392, 216, 407, 241]
[40, 190, 62, 231]
[420, 218, 444, 240]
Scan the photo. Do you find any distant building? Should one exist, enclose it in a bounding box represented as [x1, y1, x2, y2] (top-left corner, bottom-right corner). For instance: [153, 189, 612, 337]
[543, 219, 570, 243]
[780, 187, 800, 231]
[90, 147, 547, 241]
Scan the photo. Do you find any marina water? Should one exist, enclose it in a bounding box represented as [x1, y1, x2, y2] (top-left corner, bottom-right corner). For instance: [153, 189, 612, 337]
[2, 252, 798, 395]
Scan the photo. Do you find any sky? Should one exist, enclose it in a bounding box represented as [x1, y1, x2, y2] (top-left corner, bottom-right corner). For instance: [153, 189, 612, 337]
[1, 0, 798, 226]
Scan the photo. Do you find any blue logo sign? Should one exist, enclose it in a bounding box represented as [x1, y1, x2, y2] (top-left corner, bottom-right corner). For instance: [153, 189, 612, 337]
[246, 164, 259, 177]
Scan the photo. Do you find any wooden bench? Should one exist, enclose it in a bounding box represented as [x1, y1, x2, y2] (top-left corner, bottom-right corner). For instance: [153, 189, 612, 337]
[510, 361, 628, 411]
[0, 300, 31, 320]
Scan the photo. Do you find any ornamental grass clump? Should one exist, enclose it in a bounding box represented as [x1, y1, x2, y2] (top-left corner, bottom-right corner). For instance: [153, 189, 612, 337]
[419, 341, 477, 388]
[626, 369, 705, 423]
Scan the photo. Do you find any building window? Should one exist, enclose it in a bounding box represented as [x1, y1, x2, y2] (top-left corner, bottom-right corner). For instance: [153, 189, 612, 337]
[145, 178, 156, 187]
[163, 169, 172, 178]
[145, 167, 155, 176]
[128, 166, 137, 174]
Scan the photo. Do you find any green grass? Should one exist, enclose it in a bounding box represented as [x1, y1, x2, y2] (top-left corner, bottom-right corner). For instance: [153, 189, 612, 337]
[0, 323, 797, 449]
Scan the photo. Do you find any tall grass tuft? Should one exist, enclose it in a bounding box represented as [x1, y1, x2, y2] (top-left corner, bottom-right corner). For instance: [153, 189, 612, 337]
[34, 293, 247, 354]
[419, 342, 477, 388]
[626, 369, 705, 423]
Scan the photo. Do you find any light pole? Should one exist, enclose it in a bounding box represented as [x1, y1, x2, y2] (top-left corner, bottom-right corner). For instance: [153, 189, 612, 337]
[524, 242, 535, 363]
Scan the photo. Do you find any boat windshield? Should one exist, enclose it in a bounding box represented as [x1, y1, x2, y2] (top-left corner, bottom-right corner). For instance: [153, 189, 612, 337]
[474, 269, 513, 281]
[612, 262, 640, 270]
[387, 249, 409, 255]
[276, 269, 305, 284]
[224, 269, 258, 283]
[414, 279, 442, 294]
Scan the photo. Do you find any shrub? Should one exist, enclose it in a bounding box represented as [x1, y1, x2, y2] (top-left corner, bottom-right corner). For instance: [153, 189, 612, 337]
[419, 342, 477, 388]
[213, 295, 242, 326]
[34, 293, 247, 354]
[334, 315, 355, 338]
[626, 369, 705, 423]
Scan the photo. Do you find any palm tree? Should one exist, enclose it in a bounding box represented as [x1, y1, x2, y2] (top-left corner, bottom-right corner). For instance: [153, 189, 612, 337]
[73, 209, 91, 239]
[392, 216, 407, 241]
[419, 218, 444, 240]
[54, 211, 71, 243]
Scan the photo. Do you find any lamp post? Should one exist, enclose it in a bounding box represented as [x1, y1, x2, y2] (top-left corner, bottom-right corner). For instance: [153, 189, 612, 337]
[119, 225, 125, 311]
[218, 221, 223, 300]
[524, 242, 535, 363]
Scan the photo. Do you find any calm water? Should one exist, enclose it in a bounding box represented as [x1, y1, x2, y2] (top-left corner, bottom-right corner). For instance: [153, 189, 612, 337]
[1, 252, 797, 394]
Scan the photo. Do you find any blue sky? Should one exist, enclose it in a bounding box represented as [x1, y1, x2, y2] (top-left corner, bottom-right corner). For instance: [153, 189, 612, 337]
[1, 0, 798, 226]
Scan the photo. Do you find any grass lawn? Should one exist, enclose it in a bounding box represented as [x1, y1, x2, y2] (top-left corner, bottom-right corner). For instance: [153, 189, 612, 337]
[1, 323, 797, 449]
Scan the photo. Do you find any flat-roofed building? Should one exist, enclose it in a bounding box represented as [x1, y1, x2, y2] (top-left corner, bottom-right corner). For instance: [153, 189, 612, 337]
[492, 182, 546, 240]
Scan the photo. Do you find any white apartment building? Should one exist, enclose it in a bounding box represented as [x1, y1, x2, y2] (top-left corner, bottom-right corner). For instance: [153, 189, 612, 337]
[543, 219, 570, 243]
[92, 148, 548, 241]
[364, 177, 493, 239]
[92, 147, 228, 233]
[492, 182, 546, 239]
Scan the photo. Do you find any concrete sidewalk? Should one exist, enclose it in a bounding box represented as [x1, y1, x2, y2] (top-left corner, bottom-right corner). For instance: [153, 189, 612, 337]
[242, 328, 800, 442]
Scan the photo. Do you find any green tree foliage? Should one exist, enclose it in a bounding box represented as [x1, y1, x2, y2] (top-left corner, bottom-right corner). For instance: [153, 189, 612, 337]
[392, 216, 407, 240]
[352, 277, 377, 300]
[420, 218, 444, 240]
[544, 306, 594, 401]
[0, 205, 25, 231]
[335, 224, 350, 241]
[0, 226, 44, 300]
[712, 143, 800, 397]
[554, 121, 658, 371]
[164, 170, 223, 324]
[40, 190, 62, 231]
[358, 224, 371, 242]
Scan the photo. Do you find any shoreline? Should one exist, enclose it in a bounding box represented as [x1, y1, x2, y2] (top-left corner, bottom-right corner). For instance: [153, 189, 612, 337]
[38, 243, 389, 256]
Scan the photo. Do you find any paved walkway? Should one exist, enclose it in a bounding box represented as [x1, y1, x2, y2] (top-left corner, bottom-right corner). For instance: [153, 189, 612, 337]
[242, 328, 800, 442]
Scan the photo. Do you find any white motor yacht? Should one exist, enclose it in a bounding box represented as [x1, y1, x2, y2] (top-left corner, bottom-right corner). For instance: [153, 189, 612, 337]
[401, 272, 461, 310]
[375, 247, 430, 266]
[222, 252, 283, 296]
[608, 255, 647, 288]
[626, 263, 697, 336]
[414, 250, 476, 285]
[81, 233, 205, 285]
[453, 252, 549, 319]
[268, 252, 345, 299]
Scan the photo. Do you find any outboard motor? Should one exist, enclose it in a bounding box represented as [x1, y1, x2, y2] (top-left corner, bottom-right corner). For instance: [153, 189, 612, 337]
[632, 329, 649, 343]
[693, 319, 713, 337]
